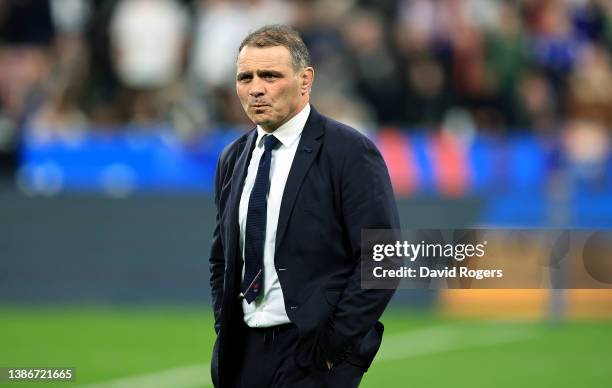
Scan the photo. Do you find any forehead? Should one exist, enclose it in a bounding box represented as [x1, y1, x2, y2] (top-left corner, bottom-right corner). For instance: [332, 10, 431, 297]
[236, 45, 294, 72]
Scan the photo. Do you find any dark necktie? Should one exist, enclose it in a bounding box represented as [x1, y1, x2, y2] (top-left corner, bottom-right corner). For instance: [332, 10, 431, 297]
[242, 134, 280, 303]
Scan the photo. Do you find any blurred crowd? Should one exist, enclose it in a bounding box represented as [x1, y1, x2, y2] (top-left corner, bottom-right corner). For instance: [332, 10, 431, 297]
[1, 0, 612, 174]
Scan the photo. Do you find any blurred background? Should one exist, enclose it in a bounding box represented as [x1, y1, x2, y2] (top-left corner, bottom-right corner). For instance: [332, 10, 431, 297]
[0, 0, 611, 387]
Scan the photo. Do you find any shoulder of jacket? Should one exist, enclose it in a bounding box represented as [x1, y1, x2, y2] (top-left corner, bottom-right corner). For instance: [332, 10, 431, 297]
[320, 115, 376, 154]
[218, 128, 255, 168]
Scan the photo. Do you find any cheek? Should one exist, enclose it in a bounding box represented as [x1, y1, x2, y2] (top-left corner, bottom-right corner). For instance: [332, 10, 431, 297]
[236, 87, 248, 102]
[272, 84, 296, 109]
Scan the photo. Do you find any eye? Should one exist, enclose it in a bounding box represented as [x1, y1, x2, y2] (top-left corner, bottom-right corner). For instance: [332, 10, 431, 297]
[260, 72, 281, 81]
[237, 74, 252, 82]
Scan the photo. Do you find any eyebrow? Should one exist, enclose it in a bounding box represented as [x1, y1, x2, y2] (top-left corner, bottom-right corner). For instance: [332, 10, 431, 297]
[237, 70, 284, 80]
[258, 70, 283, 78]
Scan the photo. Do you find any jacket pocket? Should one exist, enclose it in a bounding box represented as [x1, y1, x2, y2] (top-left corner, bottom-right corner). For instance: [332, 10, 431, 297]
[346, 321, 384, 371]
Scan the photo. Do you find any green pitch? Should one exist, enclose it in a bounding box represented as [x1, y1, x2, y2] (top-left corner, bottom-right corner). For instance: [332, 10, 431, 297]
[1, 306, 611, 387]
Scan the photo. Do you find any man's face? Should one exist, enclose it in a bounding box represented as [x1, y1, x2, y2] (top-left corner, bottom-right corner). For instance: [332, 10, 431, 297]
[236, 45, 311, 132]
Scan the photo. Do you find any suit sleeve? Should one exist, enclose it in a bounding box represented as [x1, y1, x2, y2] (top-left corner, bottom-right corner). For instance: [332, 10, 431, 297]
[321, 135, 401, 364]
[209, 155, 226, 334]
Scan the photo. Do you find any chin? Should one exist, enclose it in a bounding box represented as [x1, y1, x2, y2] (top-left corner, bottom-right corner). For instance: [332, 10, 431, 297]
[251, 115, 276, 127]
[251, 117, 269, 125]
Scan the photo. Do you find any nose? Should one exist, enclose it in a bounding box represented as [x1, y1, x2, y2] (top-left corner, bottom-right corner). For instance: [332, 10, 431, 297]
[248, 78, 265, 98]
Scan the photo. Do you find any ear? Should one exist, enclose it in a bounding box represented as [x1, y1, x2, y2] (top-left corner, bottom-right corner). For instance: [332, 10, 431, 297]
[300, 67, 314, 95]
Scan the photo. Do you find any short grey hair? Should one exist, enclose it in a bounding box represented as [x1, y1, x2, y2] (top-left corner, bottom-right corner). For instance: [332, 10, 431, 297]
[238, 24, 311, 70]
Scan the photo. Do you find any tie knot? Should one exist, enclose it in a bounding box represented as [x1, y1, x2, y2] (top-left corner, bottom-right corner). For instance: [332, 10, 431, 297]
[263, 135, 280, 152]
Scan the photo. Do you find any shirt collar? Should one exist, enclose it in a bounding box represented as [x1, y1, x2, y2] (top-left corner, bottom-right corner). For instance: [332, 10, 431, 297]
[255, 104, 310, 149]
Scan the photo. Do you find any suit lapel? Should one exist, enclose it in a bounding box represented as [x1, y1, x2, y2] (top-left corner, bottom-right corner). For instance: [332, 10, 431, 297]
[275, 107, 324, 250]
[226, 129, 257, 274]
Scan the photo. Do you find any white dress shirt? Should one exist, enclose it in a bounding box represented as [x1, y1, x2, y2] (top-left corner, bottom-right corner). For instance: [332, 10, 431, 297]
[239, 104, 310, 327]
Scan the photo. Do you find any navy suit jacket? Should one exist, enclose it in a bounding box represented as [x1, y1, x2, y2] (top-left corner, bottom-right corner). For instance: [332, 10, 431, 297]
[209, 107, 400, 387]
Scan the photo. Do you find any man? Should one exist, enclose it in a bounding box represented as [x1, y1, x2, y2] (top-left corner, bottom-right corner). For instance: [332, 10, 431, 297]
[209, 24, 400, 387]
